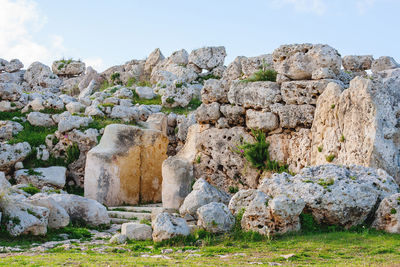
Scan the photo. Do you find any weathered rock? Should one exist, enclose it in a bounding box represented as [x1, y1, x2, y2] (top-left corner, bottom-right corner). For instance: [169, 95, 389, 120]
[179, 178, 230, 218]
[245, 109, 279, 132]
[228, 81, 281, 109]
[162, 156, 194, 209]
[272, 44, 341, 80]
[15, 167, 67, 189]
[52, 60, 85, 76]
[0, 83, 22, 101]
[165, 49, 189, 66]
[27, 112, 55, 127]
[197, 202, 235, 233]
[220, 105, 245, 125]
[280, 79, 340, 105]
[145, 48, 165, 76]
[342, 55, 373, 71]
[121, 222, 152, 240]
[50, 193, 110, 226]
[228, 189, 260, 216]
[201, 79, 228, 104]
[24, 62, 62, 89]
[152, 212, 190, 242]
[188, 46, 226, 71]
[109, 233, 127, 244]
[136, 86, 155, 99]
[372, 193, 400, 233]
[241, 54, 274, 78]
[0, 142, 31, 172]
[144, 113, 168, 135]
[194, 127, 260, 190]
[270, 103, 315, 128]
[223, 56, 245, 81]
[27, 194, 70, 229]
[0, 120, 23, 140]
[196, 102, 221, 124]
[110, 105, 138, 122]
[259, 164, 399, 228]
[310, 77, 400, 181]
[266, 129, 312, 174]
[175, 113, 196, 141]
[241, 192, 304, 235]
[4, 59, 23, 73]
[57, 112, 92, 133]
[85, 124, 168, 206]
[371, 56, 399, 73]
[66, 102, 85, 114]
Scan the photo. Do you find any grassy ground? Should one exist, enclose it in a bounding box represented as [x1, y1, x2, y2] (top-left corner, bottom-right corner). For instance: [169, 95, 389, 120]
[0, 228, 399, 266]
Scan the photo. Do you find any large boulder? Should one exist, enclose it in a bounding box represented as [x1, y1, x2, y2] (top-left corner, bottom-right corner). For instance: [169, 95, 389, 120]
[228, 189, 260, 216]
[201, 79, 229, 104]
[0, 142, 31, 172]
[0, 120, 23, 141]
[27, 112, 55, 127]
[371, 56, 399, 73]
[197, 202, 235, 233]
[24, 62, 62, 89]
[228, 81, 281, 109]
[188, 46, 226, 71]
[15, 167, 67, 189]
[121, 222, 152, 240]
[195, 102, 221, 124]
[259, 164, 399, 228]
[372, 193, 400, 233]
[179, 178, 230, 218]
[145, 48, 165, 76]
[342, 55, 373, 72]
[26, 194, 70, 229]
[194, 126, 260, 189]
[50, 193, 110, 226]
[270, 103, 315, 128]
[310, 77, 400, 181]
[57, 112, 92, 133]
[152, 212, 190, 242]
[0, 83, 22, 101]
[85, 124, 168, 206]
[241, 191, 305, 236]
[245, 109, 279, 132]
[52, 60, 85, 76]
[4, 59, 23, 73]
[272, 43, 341, 80]
[162, 156, 194, 209]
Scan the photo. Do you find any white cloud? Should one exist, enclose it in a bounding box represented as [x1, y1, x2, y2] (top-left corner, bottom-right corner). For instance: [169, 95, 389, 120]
[356, 0, 376, 14]
[0, 0, 65, 68]
[270, 0, 327, 15]
[84, 57, 105, 72]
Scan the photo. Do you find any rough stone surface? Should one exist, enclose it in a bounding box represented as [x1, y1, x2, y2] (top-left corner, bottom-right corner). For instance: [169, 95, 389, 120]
[196, 102, 221, 124]
[371, 56, 399, 73]
[245, 109, 279, 131]
[24, 62, 62, 89]
[272, 44, 341, 80]
[52, 60, 85, 76]
[197, 202, 235, 233]
[85, 124, 168, 206]
[228, 81, 281, 109]
[372, 193, 400, 233]
[310, 77, 400, 181]
[0, 142, 31, 172]
[27, 112, 55, 127]
[271, 103, 315, 128]
[121, 222, 152, 240]
[188, 46, 226, 71]
[201, 79, 228, 104]
[50, 194, 110, 227]
[259, 164, 399, 228]
[162, 156, 194, 209]
[15, 167, 67, 189]
[220, 105, 245, 125]
[342, 55, 373, 71]
[228, 189, 260, 216]
[152, 212, 190, 242]
[179, 178, 230, 218]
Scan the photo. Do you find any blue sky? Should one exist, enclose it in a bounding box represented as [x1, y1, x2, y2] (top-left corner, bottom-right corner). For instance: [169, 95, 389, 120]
[0, 0, 399, 71]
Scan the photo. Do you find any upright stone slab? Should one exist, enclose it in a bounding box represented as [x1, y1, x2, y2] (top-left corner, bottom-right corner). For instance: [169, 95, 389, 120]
[84, 124, 168, 206]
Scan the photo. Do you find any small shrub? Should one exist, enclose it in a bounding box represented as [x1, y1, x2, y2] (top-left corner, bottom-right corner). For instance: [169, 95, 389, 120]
[175, 82, 184, 88]
[110, 72, 120, 82]
[331, 104, 336, 109]
[340, 135, 345, 142]
[66, 143, 80, 164]
[241, 61, 277, 82]
[126, 77, 137, 87]
[21, 184, 40, 195]
[326, 154, 335, 163]
[300, 213, 319, 233]
[228, 186, 239, 194]
[166, 97, 175, 104]
[318, 146, 323, 153]
[195, 155, 201, 164]
[136, 80, 152, 87]
[390, 208, 397, 215]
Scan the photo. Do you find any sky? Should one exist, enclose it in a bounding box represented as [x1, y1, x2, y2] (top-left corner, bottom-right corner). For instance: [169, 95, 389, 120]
[0, 0, 399, 72]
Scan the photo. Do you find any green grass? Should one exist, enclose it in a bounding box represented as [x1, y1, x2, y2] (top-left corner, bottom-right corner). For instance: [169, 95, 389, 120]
[0, 110, 24, 120]
[161, 97, 202, 115]
[241, 63, 277, 83]
[21, 184, 40, 195]
[22, 148, 67, 169]
[8, 121, 58, 147]
[1, 229, 400, 266]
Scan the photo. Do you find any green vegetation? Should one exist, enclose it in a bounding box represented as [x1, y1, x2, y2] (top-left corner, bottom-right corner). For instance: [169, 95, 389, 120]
[79, 116, 136, 132]
[340, 135, 345, 142]
[318, 146, 323, 153]
[241, 62, 277, 82]
[234, 130, 290, 174]
[0, 110, 24, 120]
[132, 90, 162, 105]
[26, 168, 42, 176]
[66, 143, 80, 165]
[331, 104, 336, 109]
[195, 155, 201, 164]
[22, 149, 67, 169]
[390, 208, 397, 214]
[228, 186, 239, 194]
[139, 219, 151, 226]
[326, 154, 335, 163]
[317, 178, 335, 188]
[100, 80, 112, 91]
[126, 77, 137, 87]
[21, 184, 40, 195]
[197, 73, 220, 84]
[8, 122, 58, 147]
[136, 80, 152, 87]
[161, 97, 202, 115]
